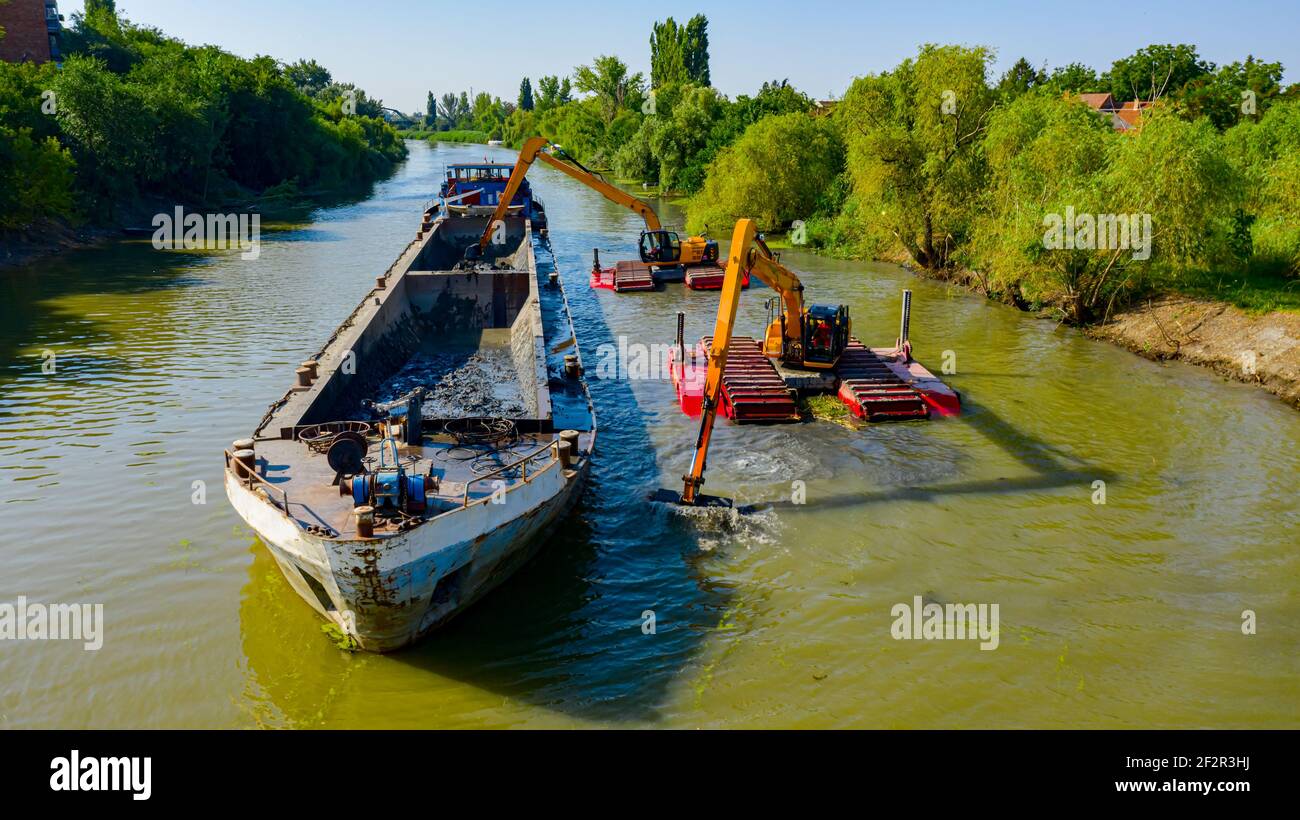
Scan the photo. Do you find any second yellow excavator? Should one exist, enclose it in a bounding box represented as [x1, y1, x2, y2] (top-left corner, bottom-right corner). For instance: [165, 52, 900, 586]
[667, 218, 852, 506]
[468, 137, 719, 269]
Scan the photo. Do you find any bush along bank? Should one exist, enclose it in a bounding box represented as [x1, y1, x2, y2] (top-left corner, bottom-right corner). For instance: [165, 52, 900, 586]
[0, 6, 407, 265]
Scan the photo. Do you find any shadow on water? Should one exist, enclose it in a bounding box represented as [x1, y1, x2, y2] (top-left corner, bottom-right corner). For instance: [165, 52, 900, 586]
[767, 398, 1115, 513]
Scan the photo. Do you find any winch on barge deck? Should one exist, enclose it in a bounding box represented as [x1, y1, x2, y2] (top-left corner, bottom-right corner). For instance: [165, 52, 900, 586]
[224, 213, 594, 652]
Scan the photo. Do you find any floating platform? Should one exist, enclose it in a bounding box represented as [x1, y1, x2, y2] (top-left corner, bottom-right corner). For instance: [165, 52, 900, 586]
[590, 260, 749, 292]
[670, 335, 960, 423]
[670, 337, 800, 423]
[591, 260, 656, 292]
[842, 342, 961, 419]
[684, 263, 750, 290]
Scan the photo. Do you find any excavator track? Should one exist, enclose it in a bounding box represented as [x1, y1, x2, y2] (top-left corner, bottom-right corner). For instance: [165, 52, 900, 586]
[702, 336, 800, 423]
[835, 340, 930, 421]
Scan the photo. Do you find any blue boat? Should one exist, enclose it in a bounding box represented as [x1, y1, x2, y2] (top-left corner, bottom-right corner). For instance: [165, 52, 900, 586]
[438, 162, 547, 230]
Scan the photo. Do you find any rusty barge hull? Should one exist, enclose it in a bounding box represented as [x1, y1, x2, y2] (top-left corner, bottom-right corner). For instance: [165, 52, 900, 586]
[224, 213, 595, 652]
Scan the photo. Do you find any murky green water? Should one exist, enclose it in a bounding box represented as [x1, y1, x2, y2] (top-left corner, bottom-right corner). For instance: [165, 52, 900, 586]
[2, 140, 1297, 728]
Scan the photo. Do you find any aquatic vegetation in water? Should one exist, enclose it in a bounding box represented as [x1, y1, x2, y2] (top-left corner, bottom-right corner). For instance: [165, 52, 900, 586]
[321, 623, 359, 652]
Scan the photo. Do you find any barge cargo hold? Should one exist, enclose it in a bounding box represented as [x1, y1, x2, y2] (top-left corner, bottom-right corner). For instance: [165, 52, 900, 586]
[224, 214, 594, 652]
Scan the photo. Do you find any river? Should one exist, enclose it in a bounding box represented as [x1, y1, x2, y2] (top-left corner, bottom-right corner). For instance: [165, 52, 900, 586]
[1, 139, 1296, 728]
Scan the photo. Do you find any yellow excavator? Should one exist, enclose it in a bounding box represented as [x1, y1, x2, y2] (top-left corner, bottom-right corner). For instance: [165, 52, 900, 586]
[468, 136, 718, 268]
[670, 218, 851, 506]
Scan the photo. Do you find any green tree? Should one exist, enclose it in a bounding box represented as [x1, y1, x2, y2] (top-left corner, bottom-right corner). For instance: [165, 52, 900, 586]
[973, 90, 1118, 316]
[975, 93, 1241, 321]
[535, 98, 605, 160]
[650, 15, 710, 89]
[1046, 62, 1102, 93]
[649, 85, 726, 191]
[1109, 43, 1211, 102]
[425, 91, 437, 128]
[997, 57, 1047, 99]
[438, 92, 458, 129]
[518, 77, 534, 111]
[471, 92, 506, 137]
[683, 14, 710, 87]
[838, 44, 996, 270]
[535, 75, 572, 112]
[284, 59, 332, 97]
[686, 113, 844, 234]
[650, 18, 687, 88]
[52, 55, 157, 206]
[1174, 56, 1284, 129]
[574, 55, 644, 125]
[1224, 99, 1300, 273]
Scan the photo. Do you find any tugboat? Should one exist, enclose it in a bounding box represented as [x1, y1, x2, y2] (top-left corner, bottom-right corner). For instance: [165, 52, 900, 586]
[224, 202, 592, 651]
[438, 162, 547, 230]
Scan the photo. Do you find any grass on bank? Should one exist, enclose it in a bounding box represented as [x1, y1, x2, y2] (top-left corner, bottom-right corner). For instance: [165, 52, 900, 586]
[398, 130, 492, 144]
[1171, 266, 1300, 314]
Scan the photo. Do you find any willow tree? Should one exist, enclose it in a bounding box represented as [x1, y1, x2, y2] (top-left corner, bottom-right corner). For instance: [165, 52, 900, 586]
[838, 44, 996, 271]
[975, 93, 1240, 322]
[1225, 99, 1300, 273]
[687, 112, 844, 235]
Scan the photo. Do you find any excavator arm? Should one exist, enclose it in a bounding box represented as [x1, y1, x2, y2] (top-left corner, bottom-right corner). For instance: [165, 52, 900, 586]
[677, 219, 848, 504]
[745, 237, 807, 358]
[473, 137, 661, 256]
[680, 219, 758, 505]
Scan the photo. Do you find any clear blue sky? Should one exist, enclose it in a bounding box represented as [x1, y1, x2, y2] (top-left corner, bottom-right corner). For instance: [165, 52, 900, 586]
[63, 0, 1300, 112]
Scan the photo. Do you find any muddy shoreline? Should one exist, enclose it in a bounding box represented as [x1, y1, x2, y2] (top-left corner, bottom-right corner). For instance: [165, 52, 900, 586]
[1087, 296, 1300, 410]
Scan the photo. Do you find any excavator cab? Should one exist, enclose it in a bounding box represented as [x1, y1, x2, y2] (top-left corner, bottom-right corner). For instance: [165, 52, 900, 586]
[800, 304, 851, 369]
[639, 230, 682, 265]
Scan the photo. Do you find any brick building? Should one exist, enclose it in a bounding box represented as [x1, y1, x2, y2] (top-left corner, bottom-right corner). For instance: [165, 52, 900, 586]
[0, 0, 63, 65]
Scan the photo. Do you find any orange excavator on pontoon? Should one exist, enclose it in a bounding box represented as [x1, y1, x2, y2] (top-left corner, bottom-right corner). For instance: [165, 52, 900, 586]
[663, 218, 852, 506]
[467, 136, 719, 272]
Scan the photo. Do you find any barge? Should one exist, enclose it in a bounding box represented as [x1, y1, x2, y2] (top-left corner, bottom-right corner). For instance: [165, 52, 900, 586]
[224, 211, 593, 652]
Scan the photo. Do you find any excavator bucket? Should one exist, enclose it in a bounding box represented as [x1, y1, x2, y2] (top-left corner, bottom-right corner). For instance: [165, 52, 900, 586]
[648, 488, 732, 508]
[646, 488, 768, 516]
